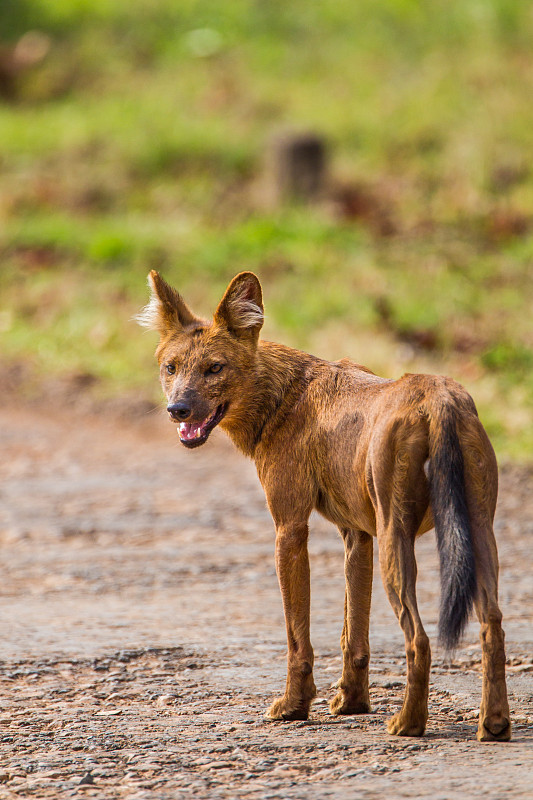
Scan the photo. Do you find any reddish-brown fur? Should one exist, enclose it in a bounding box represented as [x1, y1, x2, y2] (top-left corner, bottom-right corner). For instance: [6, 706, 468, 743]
[138, 270, 511, 741]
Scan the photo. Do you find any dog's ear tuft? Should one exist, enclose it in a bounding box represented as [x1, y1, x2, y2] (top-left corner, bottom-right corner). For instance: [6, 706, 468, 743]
[214, 272, 264, 338]
[136, 271, 203, 334]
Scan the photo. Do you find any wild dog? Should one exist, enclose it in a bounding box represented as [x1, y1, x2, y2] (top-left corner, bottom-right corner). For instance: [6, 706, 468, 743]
[138, 270, 511, 741]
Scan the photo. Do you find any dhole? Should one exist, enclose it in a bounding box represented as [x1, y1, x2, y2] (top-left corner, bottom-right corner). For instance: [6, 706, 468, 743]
[138, 270, 511, 741]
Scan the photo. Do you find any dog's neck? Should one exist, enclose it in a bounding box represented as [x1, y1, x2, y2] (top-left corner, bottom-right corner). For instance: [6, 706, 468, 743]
[220, 341, 318, 458]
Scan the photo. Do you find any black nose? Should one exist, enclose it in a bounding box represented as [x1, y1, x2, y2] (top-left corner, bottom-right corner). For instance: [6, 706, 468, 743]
[167, 402, 192, 421]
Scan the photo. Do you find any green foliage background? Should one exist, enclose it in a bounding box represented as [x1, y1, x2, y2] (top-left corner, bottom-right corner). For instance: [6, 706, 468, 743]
[1, 0, 533, 458]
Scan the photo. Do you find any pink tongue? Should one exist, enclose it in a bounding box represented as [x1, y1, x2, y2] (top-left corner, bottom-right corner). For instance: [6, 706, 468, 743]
[179, 422, 203, 441]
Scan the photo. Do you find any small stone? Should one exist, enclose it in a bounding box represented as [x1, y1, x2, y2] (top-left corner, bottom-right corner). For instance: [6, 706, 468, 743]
[94, 709, 122, 717]
[156, 694, 178, 707]
[198, 761, 235, 771]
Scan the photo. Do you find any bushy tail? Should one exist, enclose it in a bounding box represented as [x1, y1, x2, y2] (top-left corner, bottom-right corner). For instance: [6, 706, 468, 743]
[427, 405, 476, 652]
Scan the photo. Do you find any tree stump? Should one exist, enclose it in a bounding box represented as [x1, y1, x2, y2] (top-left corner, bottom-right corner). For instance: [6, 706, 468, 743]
[265, 131, 328, 204]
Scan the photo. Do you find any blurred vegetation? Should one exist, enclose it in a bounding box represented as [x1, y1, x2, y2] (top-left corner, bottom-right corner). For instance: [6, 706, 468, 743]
[1, 0, 533, 459]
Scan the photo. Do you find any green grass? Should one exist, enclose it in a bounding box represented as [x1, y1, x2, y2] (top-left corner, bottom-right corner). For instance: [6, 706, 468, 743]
[1, 0, 533, 460]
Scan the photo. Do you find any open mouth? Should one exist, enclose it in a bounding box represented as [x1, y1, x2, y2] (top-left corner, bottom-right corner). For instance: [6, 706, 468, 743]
[177, 403, 228, 449]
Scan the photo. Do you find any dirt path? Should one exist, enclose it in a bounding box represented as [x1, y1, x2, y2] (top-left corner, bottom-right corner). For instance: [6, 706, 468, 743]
[0, 405, 532, 799]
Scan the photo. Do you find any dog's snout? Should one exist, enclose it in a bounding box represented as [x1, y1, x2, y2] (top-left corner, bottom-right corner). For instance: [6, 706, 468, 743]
[167, 402, 192, 421]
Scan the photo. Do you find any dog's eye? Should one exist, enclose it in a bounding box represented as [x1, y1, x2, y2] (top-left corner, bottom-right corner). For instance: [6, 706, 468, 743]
[166, 364, 176, 375]
[207, 363, 224, 375]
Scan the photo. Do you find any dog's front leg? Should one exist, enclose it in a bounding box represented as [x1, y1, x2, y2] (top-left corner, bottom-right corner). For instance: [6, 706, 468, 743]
[266, 522, 316, 721]
[330, 528, 373, 715]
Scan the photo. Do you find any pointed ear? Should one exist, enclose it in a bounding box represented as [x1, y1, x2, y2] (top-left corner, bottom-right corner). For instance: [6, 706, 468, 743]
[136, 270, 204, 334]
[214, 272, 264, 339]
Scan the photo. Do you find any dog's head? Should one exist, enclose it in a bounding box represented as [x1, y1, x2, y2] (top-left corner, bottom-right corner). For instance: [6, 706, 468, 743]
[137, 271, 264, 448]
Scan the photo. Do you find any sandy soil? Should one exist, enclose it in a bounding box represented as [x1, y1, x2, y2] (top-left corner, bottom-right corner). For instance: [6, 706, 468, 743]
[0, 403, 532, 799]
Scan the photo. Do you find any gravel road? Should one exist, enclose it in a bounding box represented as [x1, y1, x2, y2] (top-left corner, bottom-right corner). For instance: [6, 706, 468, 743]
[0, 404, 531, 799]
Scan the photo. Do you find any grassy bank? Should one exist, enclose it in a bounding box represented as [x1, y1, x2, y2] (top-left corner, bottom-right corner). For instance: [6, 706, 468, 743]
[1, 0, 533, 459]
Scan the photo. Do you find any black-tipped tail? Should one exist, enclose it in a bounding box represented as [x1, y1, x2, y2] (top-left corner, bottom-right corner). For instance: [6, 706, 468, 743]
[428, 406, 476, 651]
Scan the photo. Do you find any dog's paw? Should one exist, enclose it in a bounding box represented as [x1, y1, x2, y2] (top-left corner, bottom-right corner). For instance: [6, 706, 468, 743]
[477, 715, 511, 742]
[330, 690, 371, 716]
[264, 696, 310, 722]
[387, 711, 426, 737]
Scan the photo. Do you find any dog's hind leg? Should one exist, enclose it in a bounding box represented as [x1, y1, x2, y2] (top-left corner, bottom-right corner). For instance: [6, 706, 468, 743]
[378, 528, 431, 736]
[473, 555, 511, 742]
[461, 429, 511, 742]
[370, 424, 431, 736]
[330, 529, 373, 715]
